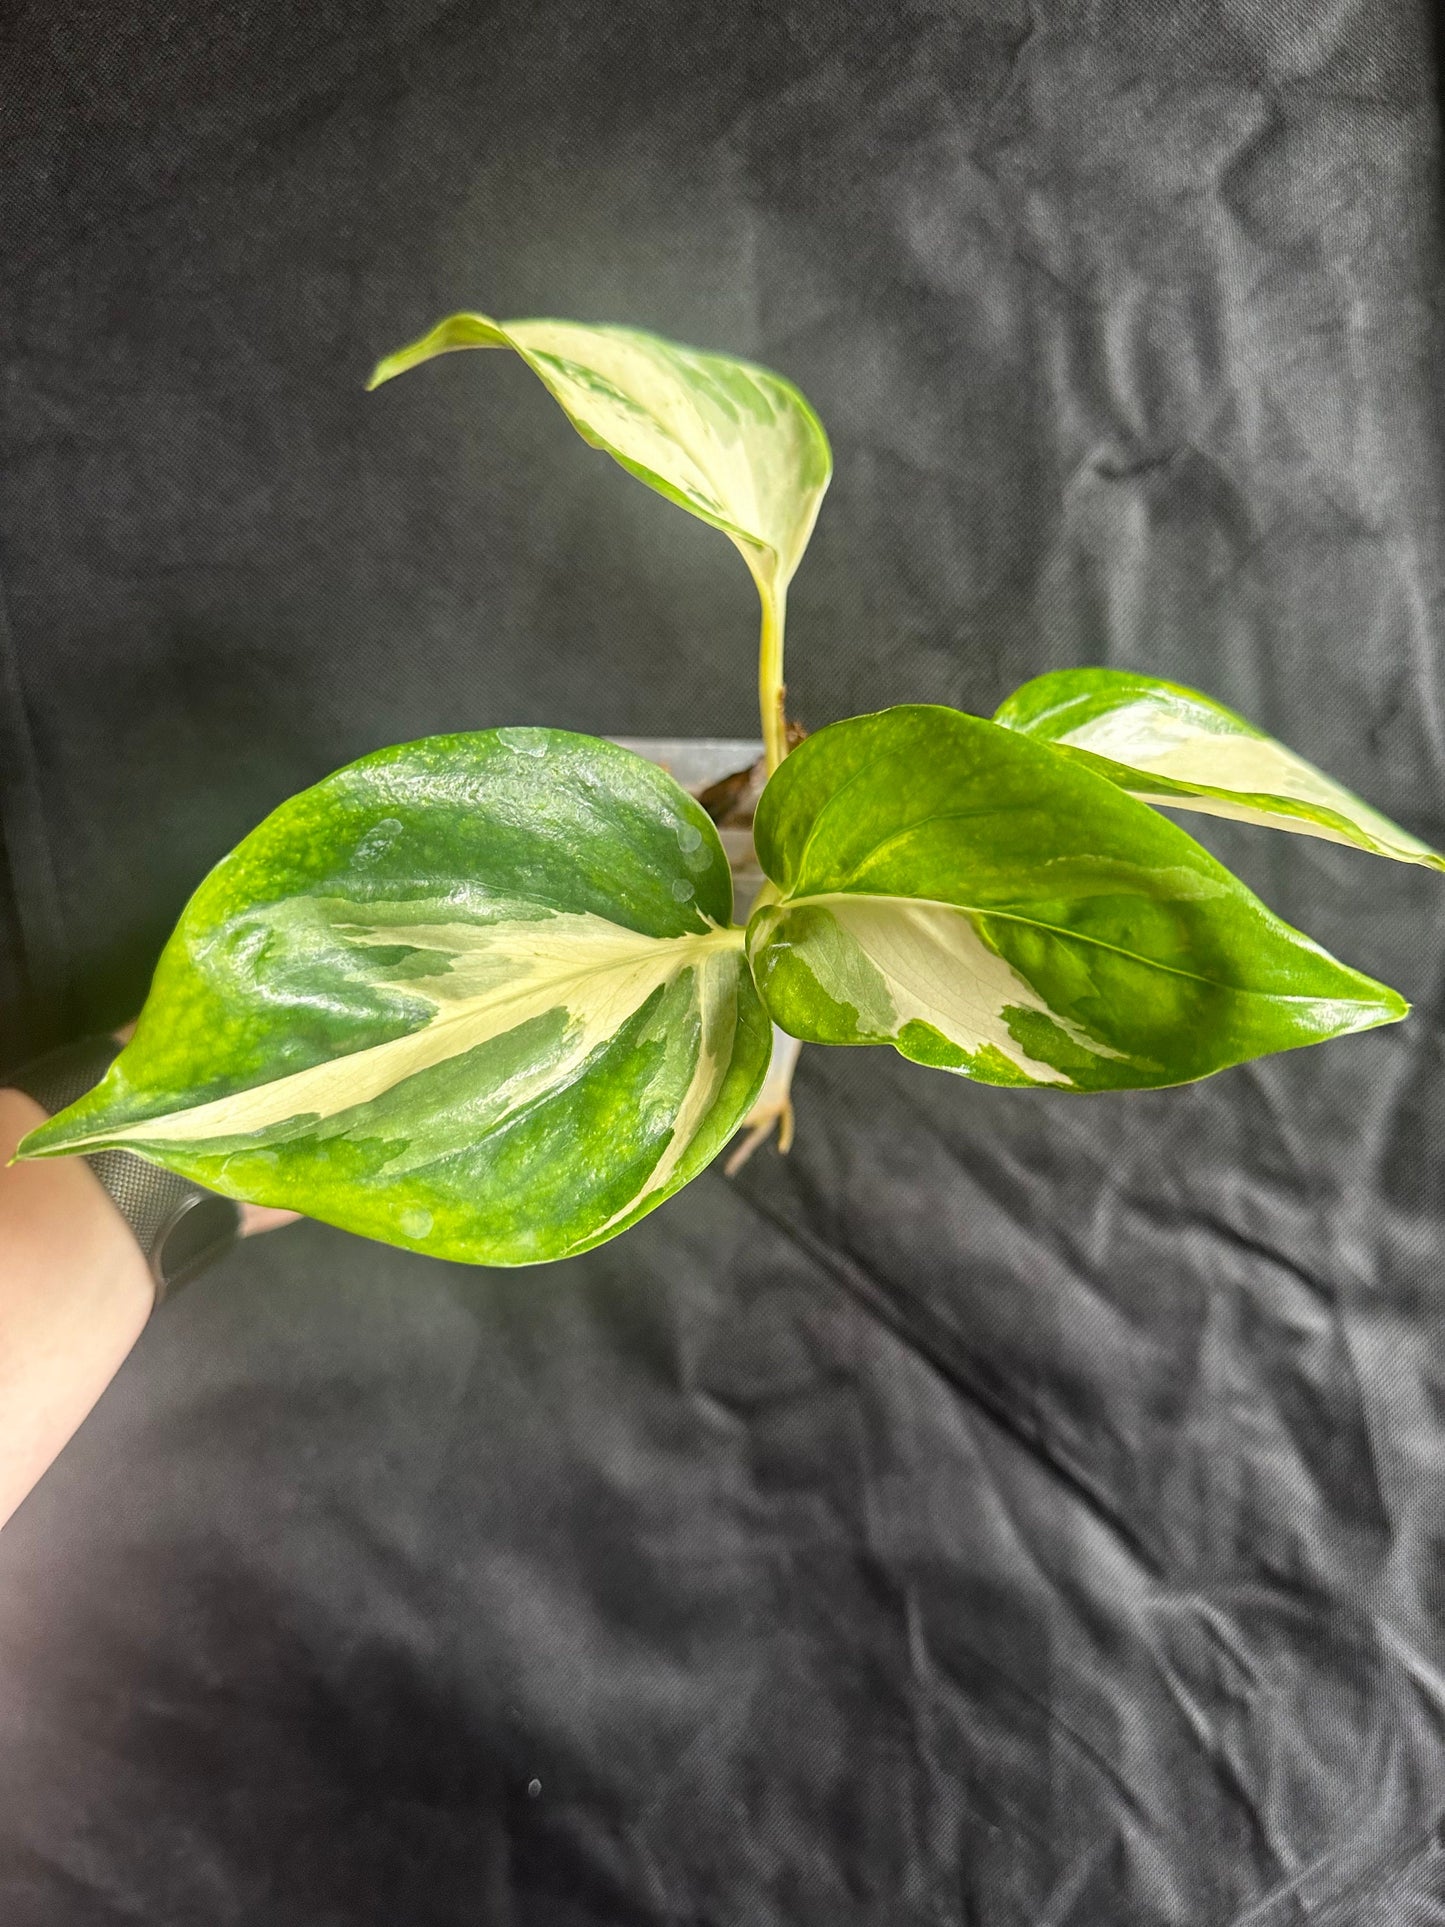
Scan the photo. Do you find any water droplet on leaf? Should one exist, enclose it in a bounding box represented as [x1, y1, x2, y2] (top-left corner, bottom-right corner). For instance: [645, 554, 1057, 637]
[222, 1149, 279, 1182]
[355, 817, 403, 863]
[498, 728, 548, 758]
[222, 924, 269, 973]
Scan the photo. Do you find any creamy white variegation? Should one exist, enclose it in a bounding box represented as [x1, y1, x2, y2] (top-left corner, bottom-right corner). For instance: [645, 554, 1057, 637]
[52, 905, 749, 1218]
[763, 895, 1133, 1086]
[592, 932, 745, 1233]
[1060, 700, 1438, 863]
[502, 322, 827, 592]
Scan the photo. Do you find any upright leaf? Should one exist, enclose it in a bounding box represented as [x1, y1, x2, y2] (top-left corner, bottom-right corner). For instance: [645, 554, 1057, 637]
[369, 313, 830, 594]
[746, 706, 1407, 1091]
[995, 668, 1444, 870]
[21, 731, 771, 1265]
[369, 314, 832, 770]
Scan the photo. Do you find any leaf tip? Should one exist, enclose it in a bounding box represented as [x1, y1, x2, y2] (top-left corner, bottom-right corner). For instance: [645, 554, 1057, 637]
[1354, 981, 1410, 1032]
[364, 355, 402, 393]
[13, 1111, 80, 1161]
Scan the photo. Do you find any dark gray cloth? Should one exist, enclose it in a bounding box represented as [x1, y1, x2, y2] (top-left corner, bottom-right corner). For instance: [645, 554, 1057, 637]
[3, 3, 1444, 1921]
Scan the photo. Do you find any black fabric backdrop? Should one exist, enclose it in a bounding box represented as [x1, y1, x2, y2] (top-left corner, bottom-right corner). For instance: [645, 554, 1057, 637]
[3, 3, 1445, 1922]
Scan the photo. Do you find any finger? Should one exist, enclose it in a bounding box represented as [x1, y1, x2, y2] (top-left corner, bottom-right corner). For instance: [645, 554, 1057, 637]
[238, 1203, 303, 1238]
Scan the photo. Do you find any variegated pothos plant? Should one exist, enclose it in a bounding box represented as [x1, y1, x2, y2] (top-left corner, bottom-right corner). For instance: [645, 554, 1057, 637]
[19, 316, 1441, 1263]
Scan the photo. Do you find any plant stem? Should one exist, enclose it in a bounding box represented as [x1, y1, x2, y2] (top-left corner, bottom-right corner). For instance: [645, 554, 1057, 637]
[758, 587, 788, 776]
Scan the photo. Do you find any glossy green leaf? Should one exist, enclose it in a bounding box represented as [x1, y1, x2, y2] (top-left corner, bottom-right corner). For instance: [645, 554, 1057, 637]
[20, 731, 771, 1265]
[746, 706, 1407, 1091]
[368, 312, 831, 598]
[995, 668, 1444, 870]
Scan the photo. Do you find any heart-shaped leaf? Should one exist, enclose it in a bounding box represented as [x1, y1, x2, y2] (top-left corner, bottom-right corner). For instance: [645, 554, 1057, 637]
[995, 668, 1444, 870]
[21, 732, 771, 1264]
[368, 313, 831, 771]
[746, 706, 1407, 1091]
